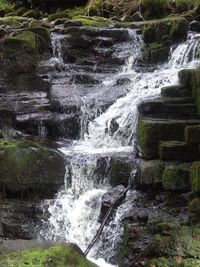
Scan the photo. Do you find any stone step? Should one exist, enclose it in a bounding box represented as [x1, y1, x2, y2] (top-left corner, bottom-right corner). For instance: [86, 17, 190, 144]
[138, 98, 197, 119]
[161, 85, 191, 98]
[184, 125, 200, 145]
[159, 141, 200, 162]
[138, 117, 200, 159]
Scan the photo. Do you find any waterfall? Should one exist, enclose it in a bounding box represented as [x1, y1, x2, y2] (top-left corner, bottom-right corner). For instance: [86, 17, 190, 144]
[39, 32, 200, 267]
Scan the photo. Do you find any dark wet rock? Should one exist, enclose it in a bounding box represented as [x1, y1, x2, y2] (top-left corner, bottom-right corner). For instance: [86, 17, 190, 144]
[115, 78, 131, 86]
[0, 139, 65, 199]
[161, 85, 191, 98]
[0, 200, 41, 239]
[189, 20, 200, 32]
[0, 26, 7, 38]
[142, 43, 170, 63]
[64, 19, 83, 27]
[138, 98, 197, 119]
[159, 141, 200, 162]
[99, 185, 126, 223]
[70, 74, 100, 85]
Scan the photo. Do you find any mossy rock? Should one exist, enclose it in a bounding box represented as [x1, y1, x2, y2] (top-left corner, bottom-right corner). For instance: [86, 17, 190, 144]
[162, 165, 190, 192]
[145, 224, 200, 258]
[0, 244, 97, 267]
[22, 9, 41, 19]
[137, 118, 191, 159]
[138, 160, 164, 188]
[0, 139, 65, 199]
[0, 16, 29, 27]
[72, 15, 112, 27]
[190, 162, 200, 192]
[178, 68, 200, 114]
[48, 12, 69, 22]
[12, 7, 29, 16]
[145, 257, 200, 267]
[110, 158, 132, 186]
[142, 42, 170, 63]
[143, 17, 188, 44]
[185, 125, 200, 144]
[188, 196, 200, 223]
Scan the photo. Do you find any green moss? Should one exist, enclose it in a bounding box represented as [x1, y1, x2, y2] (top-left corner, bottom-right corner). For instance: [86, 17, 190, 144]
[178, 68, 200, 114]
[190, 162, 200, 192]
[0, 16, 28, 27]
[66, 7, 86, 18]
[0, 244, 96, 267]
[137, 118, 189, 159]
[48, 12, 69, 22]
[9, 31, 37, 50]
[73, 15, 112, 27]
[162, 165, 190, 191]
[146, 257, 200, 267]
[146, 224, 200, 258]
[0, 139, 65, 199]
[0, 0, 13, 14]
[143, 17, 188, 44]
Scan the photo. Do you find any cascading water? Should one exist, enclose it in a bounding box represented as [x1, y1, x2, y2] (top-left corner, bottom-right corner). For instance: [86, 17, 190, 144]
[39, 31, 200, 267]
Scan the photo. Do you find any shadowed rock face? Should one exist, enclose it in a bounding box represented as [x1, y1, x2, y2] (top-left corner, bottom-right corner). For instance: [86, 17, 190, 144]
[9, 0, 88, 11]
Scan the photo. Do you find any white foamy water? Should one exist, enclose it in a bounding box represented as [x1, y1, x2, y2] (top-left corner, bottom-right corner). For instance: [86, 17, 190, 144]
[39, 32, 200, 267]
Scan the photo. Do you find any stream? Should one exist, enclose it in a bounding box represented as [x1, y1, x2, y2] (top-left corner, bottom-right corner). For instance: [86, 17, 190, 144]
[38, 29, 200, 267]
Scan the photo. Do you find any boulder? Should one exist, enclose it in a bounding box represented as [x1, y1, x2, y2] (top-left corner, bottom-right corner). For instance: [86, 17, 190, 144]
[137, 117, 200, 159]
[185, 125, 200, 144]
[110, 158, 133, 186]
[138, 160, 164, 188]
[0, 139, 65, 199]
[143, 17, 188, 44]
[99, 185, 126, 222]
[142, 43, 170, 63]
[162, 164, 190, 192]
[189, 20, 200, 32]
[188, 195, 200, 223]
[190, 162, 200, 192]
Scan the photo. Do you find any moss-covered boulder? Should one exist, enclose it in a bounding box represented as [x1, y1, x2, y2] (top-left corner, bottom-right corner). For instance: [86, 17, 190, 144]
[137, 118, 195, 159]
[142, 42, 170, 63]
[185, 125, 200, 144]
[48, 12, 69, 22]
[162, 165, 190, 192]
[0, 16, 29, 27]
[144, 223, 200, 262]
[190, 162, 200, 192]
[178, 68, 200, 114]
[143, 17, 188, 44]
[188, 195, 200, 223]
[110, 158, 132, 186]
[0, 243, 97, 267]
[0, 27, 50, 76]
[0, 139, 65, 199]
[138, 160, 164, 188]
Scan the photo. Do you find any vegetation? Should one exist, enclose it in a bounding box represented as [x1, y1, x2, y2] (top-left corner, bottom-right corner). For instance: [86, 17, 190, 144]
[0, 244, 96, 267]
